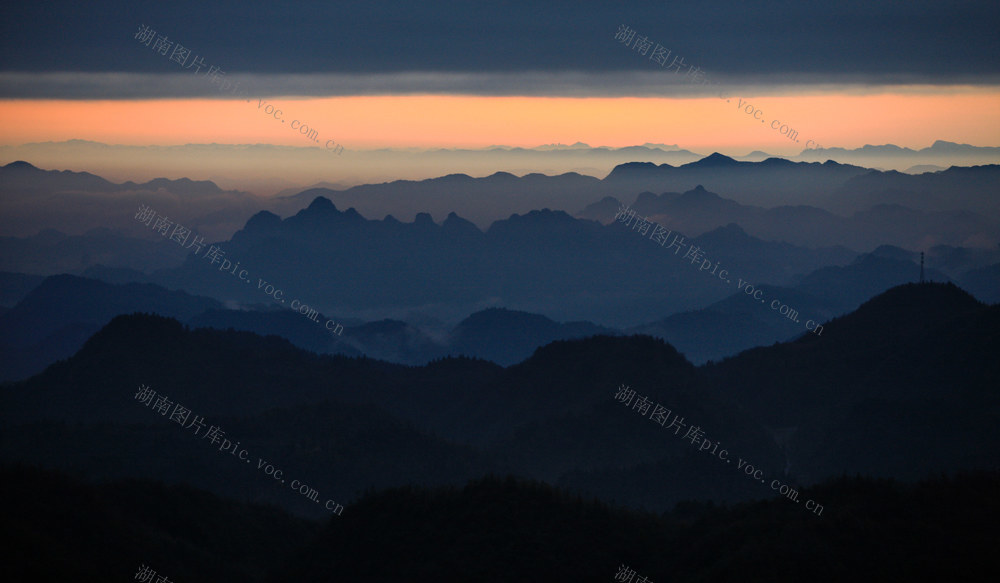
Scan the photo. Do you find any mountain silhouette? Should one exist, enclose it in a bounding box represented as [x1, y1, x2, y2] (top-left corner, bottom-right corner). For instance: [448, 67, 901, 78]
[147, 196, 866, 329]
[3, 282, 996, 520]
[578, 184, 998, 250]
[8, 463, 998, 581]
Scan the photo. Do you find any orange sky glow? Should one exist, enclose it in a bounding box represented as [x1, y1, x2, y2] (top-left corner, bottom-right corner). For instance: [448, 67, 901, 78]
[1, 89, 998, 155]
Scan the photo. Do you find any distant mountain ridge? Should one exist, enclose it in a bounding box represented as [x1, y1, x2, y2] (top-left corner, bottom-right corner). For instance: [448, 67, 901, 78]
[0, 275, 618, 382]
[148, 195, 858, 328]
[0, 161, 262, 240]
[0, 160, 242, 197]
[4, 151, 997, 240]
[287, 153, 999, 225]
[578, 183, 1000, 249]
[803, 139, 1000, 158]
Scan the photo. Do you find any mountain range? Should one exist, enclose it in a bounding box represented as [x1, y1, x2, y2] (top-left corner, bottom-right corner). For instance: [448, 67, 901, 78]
[4, 139, 997, 197]
[7, 462, 996, 581]
[2, 283, 996, 522]
[2, 226, 994, 382]
[4, 156, 998, 241]
[0, 274, 622, 382]
[579, 183, 1000, 250]
[141, 196, 861, 327]
[0, 160, 259, 240]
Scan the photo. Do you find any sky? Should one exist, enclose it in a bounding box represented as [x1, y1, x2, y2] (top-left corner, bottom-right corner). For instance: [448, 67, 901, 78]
[1, 0, 999, 187]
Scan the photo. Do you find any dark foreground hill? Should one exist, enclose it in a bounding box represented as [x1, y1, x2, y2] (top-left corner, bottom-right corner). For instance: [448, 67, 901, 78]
[2, 282, 997, 521]
[2, 463, 317, 583]
[0, 274, 614, 381]
[6, 464, 998, 582]
[277, 472, 1000, 583]
[706, 282, 1000, 482]
[1, 313, 771, 516]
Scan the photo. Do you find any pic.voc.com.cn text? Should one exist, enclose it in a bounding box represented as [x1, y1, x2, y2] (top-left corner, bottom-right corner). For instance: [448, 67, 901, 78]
[134, 203, 344, 337]
[133, 23, 344, 155]
[614, 383, 825, 517]
[614, 204, 824, 337]
[134, 384, 344, 515]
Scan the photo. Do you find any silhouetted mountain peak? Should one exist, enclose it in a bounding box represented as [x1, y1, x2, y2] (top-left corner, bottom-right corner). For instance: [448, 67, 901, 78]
[0, 161, 114, 191]
[4, 160, 37, 170]
[867, 245, 917, 262]
[928, 140, 967, 152]
[144, 176, 222, 195]
[604, 161, 666, 180]
[678, 185, 720, 202]
[242, 210, 282, 234]
[458, 307, 556, 330]
[859, 143, 908, 153]
[442, 212, 482, 235]
[306, 196, 338, 213]
[342, 207, 365, 221]
[684, 153, 739, 168]
[760, 157, 795, 167]
[483, 171, 519, 183]
[285, 196, 367, 230]
[522, 334, 692, 373]
[490, 209, 579, 236]
[696, 222, 750, 244]
[77, 312, 189, 355]
[845, 282, 982, 333]
[435, 173, 475, 184]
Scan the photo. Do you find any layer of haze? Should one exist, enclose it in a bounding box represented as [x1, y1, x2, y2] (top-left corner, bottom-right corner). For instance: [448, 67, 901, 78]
[2, 89, 998, 191]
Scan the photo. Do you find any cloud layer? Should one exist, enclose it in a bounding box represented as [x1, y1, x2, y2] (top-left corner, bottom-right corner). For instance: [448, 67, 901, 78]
[2, 0, 997, 83]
